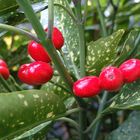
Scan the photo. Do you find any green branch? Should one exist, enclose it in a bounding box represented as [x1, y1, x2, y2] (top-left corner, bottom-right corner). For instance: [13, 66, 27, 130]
[75, 2, 86, 78]
[0, 23, 39, 42]
[73, 2, 87, 140]
[91, 91, 108, 140]
[109, 0, 120, 34]
[57, 117, 80, 130]
[47, 0, 54, 39]
[84, 114, 101, 133]
[65, 107, 82, 116]
[78, 23, 86, 77]
[94, 0, 107, 37]
[90, 1, 109, 139]
[82, 0, 88, 22]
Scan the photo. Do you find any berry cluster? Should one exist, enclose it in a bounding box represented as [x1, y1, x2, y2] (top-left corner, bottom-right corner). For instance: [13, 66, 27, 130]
[73, 59, 140, 98]
[0, 59, 10, 80]
[18, 27, 64, 85]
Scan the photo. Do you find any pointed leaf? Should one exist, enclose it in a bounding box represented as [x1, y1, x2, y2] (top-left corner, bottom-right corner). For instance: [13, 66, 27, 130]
[115, 29, 140, 65]
[55, 0, 80, 64]
[13, 121, 52, 140]
[86, 29, 125, 75]
[0, 90, 66, 139]
[105, 80, 140, 114]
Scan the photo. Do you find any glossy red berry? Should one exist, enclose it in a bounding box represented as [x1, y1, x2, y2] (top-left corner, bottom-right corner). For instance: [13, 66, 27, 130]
[119, 59, 140, 83]
[99, 66, 123, 92]
[0, 66, 10, 80]
[28, 41, 51, 63]
[0, 59, 8, 67]
[45, 27, 64, 50]
[73, 76, 101, 98]
[18, 61, 53, 85]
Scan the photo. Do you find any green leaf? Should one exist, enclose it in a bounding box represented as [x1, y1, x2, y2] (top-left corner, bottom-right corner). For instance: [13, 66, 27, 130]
[0, 0, 18, 15]
[0, 90, 66, 139]
[41, 76, 75, 109]
[115, 2, 140, 29]
[115, 28, 140, 65]
[104, 80, 140, 114]
[54, 0, 79, 60]
[86, 29, 125, 75]
[107, 111, 140, 140]
[41, 76, 69, 98]
[0, 0, 43, 15]
[13, 121, 52, 140]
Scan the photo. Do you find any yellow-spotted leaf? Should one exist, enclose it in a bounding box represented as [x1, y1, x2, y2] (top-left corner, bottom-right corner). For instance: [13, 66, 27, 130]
[86, 29, 125, 75]
[0, 90, 66, 139]
[104, 80, 140, 114]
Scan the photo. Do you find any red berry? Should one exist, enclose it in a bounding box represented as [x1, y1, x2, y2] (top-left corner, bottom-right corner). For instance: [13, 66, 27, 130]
[0, 59, 8, 67]
[0, 66, 10, 80]
[28, 41, 51, 63]
[18, 61, 53, 85]
[73, 76, 101, 98]
[119, 59, 140, 83]
[99, 66, 123, 92]
[45, 27, 64, 50]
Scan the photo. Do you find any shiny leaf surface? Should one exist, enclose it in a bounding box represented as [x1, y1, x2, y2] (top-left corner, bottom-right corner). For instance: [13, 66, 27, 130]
[0, 90, 66, 139]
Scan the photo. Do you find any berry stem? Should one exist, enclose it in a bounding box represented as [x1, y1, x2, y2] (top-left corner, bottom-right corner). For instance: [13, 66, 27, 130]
[83, 91, 108, 134]
[90, 1, 109, 139]
[78, 23, 86, 77]
[17, 0, 86, 108]
[74, 1, 87, 140]
[0, 23, 39, 42]
[91, 91, 108, 140]
[16, 0, 73, 92]
[75, 4, 86, 78]
[84, 114, 102, 133]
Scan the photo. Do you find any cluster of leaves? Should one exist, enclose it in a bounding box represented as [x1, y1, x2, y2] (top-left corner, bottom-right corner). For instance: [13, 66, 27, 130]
[0, 0, 140, 140]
